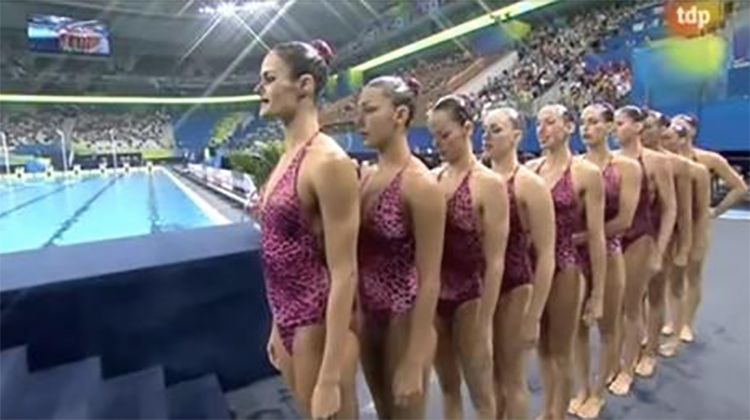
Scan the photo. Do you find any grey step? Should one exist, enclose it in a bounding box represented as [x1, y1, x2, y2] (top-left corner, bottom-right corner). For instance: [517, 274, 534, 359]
[226, 375, 302, 420]
[166, 375, 230, 419]
[1, 356, 101, 420]
[52, 357, 103, 419]
[0, 346, 29, 414]
[88, 366, 168, 420]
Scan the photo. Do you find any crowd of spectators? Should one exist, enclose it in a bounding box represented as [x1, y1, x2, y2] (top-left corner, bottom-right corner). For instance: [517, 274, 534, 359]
[0, 109, 66, 147]
[558, 61, 632, 112]
[73, 110, 171, 152]
[1, 108, 171, 152]
[321, 51, 474, 126]
[474, 1, 641, 112]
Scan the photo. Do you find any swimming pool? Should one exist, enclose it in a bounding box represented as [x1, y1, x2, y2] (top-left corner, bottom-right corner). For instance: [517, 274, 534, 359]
[0, 168, 229, 255]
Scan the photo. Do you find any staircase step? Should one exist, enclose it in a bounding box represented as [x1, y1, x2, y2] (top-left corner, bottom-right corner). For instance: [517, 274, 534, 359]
[52, 358, 103, 419]
[88, 366, 168, 420]
[0, 346, 29, 415]
[1, 356, 101, 420]
[225, 375, 302, 419]
[166, 375, 230, 419]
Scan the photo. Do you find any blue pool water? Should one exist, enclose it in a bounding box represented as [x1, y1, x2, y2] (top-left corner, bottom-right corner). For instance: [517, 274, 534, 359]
[0, 169, 223, 254]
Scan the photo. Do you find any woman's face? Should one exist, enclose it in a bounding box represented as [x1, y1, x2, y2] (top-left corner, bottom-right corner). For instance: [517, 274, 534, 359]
[614, 110, 642, 145]
[256, 52, 301, 120]
[357, 86, 401, 149]
[536, 106, 570, 151]
[661, 126, 681, 152]
[428, 109, 470, 163]
[580, 106, 610, 147]
[641, 115, 662, 149]
[482, 109, 519, 161]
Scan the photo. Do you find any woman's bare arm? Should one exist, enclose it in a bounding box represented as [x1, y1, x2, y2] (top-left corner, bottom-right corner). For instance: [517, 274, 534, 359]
[404, 170, 446, 365]
[522, 172, 556, 323]
[312, 154, 360, 386]
[477, 172, 509, 330]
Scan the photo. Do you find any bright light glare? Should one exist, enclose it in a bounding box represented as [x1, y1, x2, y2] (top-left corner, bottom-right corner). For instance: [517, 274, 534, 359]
[217, 3, 235, 16]
[199, 1, 278, 15]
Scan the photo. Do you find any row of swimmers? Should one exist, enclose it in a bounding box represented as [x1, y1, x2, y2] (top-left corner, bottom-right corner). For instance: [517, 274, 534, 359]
[250, 40, 749, 420]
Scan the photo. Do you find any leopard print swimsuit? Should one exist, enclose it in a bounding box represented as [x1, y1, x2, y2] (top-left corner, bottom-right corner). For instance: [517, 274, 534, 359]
[358, 165, 417, 324]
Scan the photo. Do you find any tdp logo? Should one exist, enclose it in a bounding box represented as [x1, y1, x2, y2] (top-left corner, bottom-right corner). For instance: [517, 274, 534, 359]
[666, 0, 724, 37]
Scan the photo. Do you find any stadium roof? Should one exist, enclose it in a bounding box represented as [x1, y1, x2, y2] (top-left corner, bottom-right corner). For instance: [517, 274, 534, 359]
[0, 0, 394, 57]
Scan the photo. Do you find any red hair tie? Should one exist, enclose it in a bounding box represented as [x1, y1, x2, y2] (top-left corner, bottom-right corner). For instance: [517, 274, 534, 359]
[310, 39, 335, 65]
[404, 77, 422, 95]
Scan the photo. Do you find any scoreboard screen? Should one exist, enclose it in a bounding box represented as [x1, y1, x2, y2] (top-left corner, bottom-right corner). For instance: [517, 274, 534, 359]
[27, 14, 111, 56]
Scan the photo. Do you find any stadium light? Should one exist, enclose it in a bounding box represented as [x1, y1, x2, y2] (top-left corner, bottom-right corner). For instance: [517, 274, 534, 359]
[351, 0, 561, 72]
[199, 1, 278, 15]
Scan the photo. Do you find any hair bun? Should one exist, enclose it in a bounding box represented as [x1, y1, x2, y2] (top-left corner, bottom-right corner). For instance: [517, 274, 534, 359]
[310, 39, 335, 65]
[404, 77, 422, 95]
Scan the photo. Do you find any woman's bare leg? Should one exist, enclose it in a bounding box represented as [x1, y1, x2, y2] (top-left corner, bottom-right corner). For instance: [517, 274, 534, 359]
[610, 236, 653, 396]
[570, 291, 590, 416]
[638, 260, 670, 377]
[682, 257, 706, 342]
[660, 264, 688, 357]
[387, 314, 437, 420]
[339, 331, 361, 419]
[455, 300, 496, 420]
[496, 285, 533, 420]
[434, 314, 463, 420]
[544, 268, 584, 420]
[360, 319, 391, 419]
[579, 253, 625, 419]
[538, 302, 556, 419]
[290, 326, 326, 417]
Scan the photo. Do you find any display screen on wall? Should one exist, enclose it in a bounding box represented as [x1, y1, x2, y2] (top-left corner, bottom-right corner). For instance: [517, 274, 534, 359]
[27, 14, 111, 56]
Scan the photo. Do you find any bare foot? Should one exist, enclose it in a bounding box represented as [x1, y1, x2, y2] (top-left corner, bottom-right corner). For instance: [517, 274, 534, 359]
[635, 355, 656, 377]
[680, 326, 694, 343]
[608, 372, 633, 396]
[578, 395, 606, 419]
[640, 334, 648, 347]
[659, 338, 680, 358]
[568, 392, 587, 416]
[661, 323, 674, 336]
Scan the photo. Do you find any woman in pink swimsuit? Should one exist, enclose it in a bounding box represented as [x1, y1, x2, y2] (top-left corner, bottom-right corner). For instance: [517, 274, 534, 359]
[356, 75, 446, 419]
[427, 95, 509, 420]
[636, 111, 694, 376]
[665, 114, 747, 344]
[484, 106, 556, 420]
[256, 40, 360, 419]
[527, 104, 607, 420]
[569, 104, 642, 419]
[658, 118, 712, 358]
[609, 106, 676, 396]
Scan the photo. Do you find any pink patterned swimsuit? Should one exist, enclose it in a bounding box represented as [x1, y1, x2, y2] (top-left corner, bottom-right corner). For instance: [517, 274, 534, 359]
[437, 167, 483, 319]
[259, 135, 329, 354]
[358, 166, 418, 324]
[502, 166, 533, 295]
[537, 159, 581, 274]
[578, 158, 622, 281]
[622, 153, 656, 251]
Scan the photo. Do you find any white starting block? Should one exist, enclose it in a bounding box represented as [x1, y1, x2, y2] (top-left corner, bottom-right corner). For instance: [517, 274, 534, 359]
[99, 162, 108, 175]
[15, 167, 25, 179]
[146, 161, 154, 173]
[45, 168, 54, 178]
[73, 165, 81, 176]
[123, 162, 131, 173]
